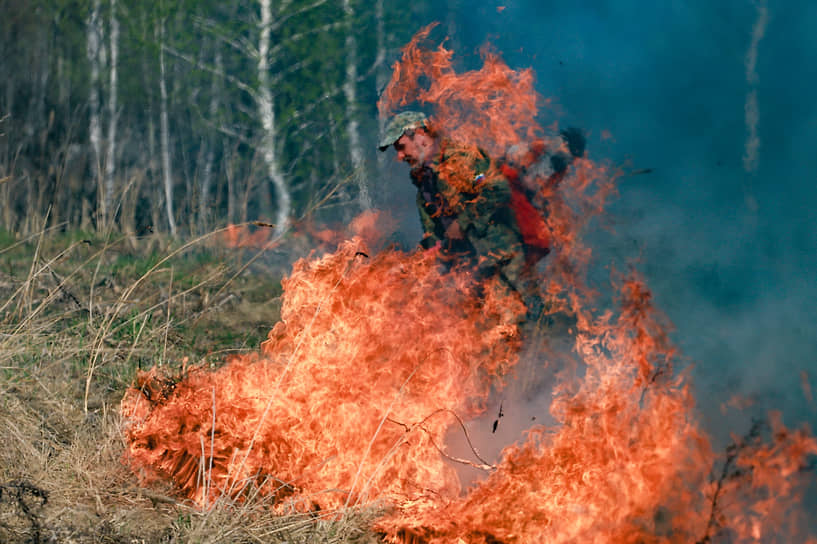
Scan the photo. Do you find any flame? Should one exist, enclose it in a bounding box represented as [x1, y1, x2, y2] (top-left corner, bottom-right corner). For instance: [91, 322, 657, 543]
[222, 223, 277, 249]
[122, 240, 525, 509]
[373, 275, 817, 543]
[122, 27, 817, 543]
[220, 212, 399, 252]
[802, 371, 814, 410]
[378, 23, 541, 158]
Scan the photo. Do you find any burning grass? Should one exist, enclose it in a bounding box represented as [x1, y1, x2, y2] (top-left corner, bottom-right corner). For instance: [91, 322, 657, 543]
[122, 239, 525, 511]
[120, 236, 817, 542]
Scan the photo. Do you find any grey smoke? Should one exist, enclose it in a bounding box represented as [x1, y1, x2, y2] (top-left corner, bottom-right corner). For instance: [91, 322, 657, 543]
[743, 1, 768, 173]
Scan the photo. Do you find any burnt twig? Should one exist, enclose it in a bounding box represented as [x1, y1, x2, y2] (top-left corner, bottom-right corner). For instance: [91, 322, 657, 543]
[388, 408, 495, 471]
[696, 420, 765, 544]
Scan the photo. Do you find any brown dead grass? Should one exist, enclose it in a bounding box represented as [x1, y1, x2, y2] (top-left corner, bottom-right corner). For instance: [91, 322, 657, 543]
[0, 229, 384, 543]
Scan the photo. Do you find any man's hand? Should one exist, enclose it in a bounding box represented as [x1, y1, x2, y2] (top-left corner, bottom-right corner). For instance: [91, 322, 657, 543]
[445, 221, 464, 240]
[560, 127, 586, 158]
[425, 240, 442, 252]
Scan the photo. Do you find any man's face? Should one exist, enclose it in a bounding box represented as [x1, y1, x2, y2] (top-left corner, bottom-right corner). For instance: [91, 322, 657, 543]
[393, 129, 436, 168]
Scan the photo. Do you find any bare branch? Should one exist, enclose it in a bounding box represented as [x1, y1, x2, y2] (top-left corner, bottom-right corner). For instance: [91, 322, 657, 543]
[271, 0, 330, 32]
[192, 15, 257, 58]
[268, 21, 345, 59]
[162, 44, 257, 100]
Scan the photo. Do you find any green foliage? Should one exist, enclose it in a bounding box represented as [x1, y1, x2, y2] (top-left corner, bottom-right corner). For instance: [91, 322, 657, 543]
[0, 228, 16, 248]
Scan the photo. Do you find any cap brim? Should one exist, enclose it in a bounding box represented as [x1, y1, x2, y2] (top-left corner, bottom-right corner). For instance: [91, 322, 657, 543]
[377, 135, 399, 151]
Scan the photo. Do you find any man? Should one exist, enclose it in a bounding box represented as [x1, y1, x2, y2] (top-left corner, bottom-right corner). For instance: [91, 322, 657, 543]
[378, 111, 529, 296]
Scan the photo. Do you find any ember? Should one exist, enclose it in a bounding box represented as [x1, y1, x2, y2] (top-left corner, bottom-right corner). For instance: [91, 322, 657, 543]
[122, 25, 816, 543]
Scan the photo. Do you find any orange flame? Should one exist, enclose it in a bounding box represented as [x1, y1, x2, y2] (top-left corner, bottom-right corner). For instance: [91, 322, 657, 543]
[122, 240, 525, 509]
[222, 223, 278, 249]
[379, 23, 541, 158]
[374, 275, 817, 543]
[219, 212, 398, 252]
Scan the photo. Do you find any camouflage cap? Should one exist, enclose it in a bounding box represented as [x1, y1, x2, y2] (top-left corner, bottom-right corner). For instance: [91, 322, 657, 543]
[377, 111, 428, 151]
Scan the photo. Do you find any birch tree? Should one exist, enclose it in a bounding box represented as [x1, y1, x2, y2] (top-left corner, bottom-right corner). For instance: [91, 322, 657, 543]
[198, 48, 221, 233]
[374, 0, 388, 188]
[87, 0, 103, 208]
[159, 15, 177, 236]
[343, 0, 370, 211]
[258, 0, 290, 235]
[103, 0, 119, 227]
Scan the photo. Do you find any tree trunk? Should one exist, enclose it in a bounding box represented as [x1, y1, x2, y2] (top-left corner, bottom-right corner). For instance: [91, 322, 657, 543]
[87, 0, 103, 218]
[159, 18, 177, 236]
[140, 8, 158, 233]
[199, 49, 221, 234]
[224, 139, 236, 224]
[104, 0, 119, 228]
[343, 0, 370, 212]
[258, 0, 290, 236]
[374, 0, 388, 199]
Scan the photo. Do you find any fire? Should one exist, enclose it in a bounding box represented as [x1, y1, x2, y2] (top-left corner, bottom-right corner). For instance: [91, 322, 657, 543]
[378, 23, 541, 158]
[122, 240, 525, 509]
[222, 222, 277, 249]
[220, 211, 397, 251]
[122, 26, 817, 543]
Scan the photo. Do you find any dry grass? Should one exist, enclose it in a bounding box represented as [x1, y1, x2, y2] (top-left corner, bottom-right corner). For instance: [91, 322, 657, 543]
[0, 228, 383, 543]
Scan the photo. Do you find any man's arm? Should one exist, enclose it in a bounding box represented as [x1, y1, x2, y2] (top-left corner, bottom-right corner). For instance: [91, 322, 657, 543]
[417, 191, 441, 249]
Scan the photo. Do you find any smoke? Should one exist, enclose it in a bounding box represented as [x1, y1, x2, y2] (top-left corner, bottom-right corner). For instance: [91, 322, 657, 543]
[743, 0, 768, 173]
[744, 1, 768, 86]
[387, 0, 817, 435]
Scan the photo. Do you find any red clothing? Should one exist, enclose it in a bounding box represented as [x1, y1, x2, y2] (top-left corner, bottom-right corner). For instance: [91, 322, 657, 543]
[501, 163, 551, 268]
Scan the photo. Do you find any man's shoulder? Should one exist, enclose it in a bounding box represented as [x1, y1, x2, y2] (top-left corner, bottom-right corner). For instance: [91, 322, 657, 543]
[439, 139, 488, 164]
[436, 139, 492, 182]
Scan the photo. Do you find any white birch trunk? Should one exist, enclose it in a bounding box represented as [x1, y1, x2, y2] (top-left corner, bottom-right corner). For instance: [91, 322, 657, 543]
[374, 0, 388, 190]
[86, 0, 103, 198]
[743, 0, 767, 174]
[159, 19, 177, 236]
[103, 0, 119, 226]
[224, 139, 236, 224]
[343, 0, 370, 211]
[258, 0, 290, 235]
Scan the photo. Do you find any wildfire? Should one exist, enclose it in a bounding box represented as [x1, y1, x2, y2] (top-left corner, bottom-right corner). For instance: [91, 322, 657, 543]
[122, 26, 816, 544]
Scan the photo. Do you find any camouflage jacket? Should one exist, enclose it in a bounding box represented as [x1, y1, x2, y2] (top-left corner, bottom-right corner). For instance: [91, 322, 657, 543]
[410, 140, 527, 293]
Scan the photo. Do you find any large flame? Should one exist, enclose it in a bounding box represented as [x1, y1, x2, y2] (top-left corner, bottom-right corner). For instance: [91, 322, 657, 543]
[122, 26, 816, 543]
[122, 241, 525, 509]
[377, 276, 817, 543]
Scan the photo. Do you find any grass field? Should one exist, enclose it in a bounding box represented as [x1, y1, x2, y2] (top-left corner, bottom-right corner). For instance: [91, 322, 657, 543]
[0, 228, 382, 543]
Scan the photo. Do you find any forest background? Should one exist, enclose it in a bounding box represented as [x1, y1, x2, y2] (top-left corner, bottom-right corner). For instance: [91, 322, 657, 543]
[0, 0, 455, 238]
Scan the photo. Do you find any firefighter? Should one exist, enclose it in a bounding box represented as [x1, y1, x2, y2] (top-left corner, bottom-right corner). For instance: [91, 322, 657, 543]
[379, 111, 587, 316]
[378, 111, 530, 299]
